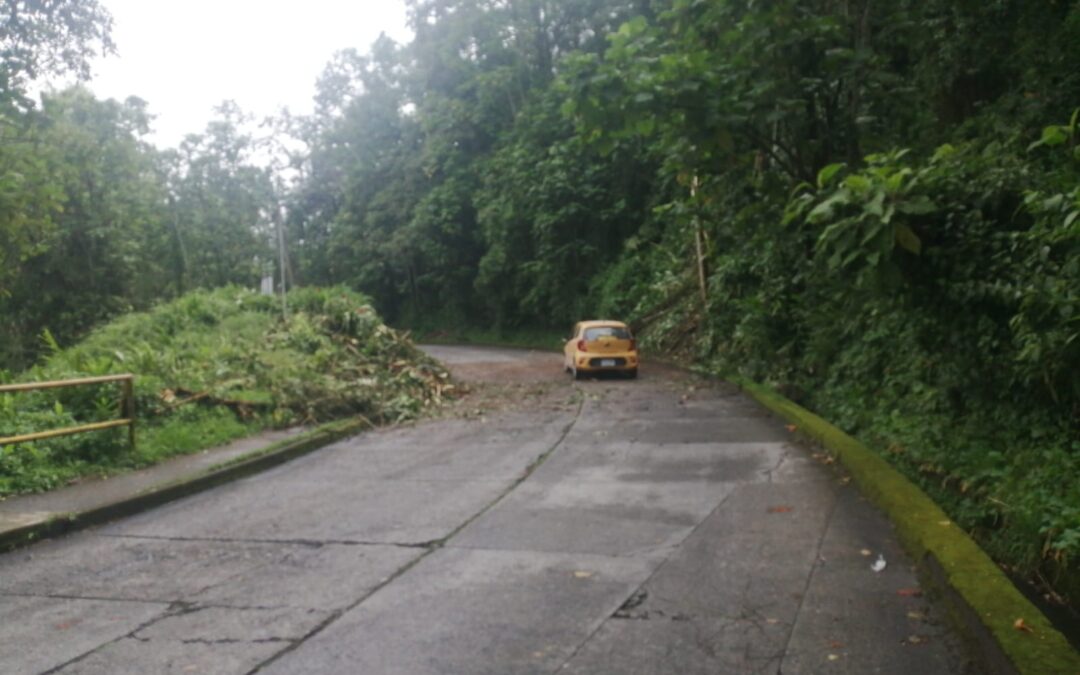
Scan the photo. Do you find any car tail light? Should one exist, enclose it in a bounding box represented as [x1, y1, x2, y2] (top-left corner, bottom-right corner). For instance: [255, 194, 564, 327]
[577, 339, 587, 352]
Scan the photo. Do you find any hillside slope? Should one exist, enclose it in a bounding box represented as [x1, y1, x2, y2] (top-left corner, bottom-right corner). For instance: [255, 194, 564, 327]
[0, 286, 450, 495]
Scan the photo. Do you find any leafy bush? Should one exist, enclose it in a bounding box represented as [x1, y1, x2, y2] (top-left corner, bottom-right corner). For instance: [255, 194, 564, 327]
[778, 130, 1080, 573]
[617, 116, 1080, 603]
[0, 286, 450, 495]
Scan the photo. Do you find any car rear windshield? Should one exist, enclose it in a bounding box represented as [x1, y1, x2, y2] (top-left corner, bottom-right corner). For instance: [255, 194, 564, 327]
[584, 326, 632, 341]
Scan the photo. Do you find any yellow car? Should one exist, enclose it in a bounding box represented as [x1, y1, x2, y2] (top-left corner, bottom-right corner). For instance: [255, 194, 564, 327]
[563, 320, 639, 379]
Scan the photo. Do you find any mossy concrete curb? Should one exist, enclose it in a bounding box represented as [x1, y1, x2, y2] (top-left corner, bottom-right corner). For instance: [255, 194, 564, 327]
[733, 376, 1080, 674]
[0, 416, 371, 554]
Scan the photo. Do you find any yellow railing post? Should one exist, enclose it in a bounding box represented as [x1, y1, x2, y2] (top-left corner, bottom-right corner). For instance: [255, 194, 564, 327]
[124, 376, 136, 451]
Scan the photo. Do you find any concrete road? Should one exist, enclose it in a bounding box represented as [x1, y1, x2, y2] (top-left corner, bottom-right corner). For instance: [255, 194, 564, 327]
[0, 346, 972, 673]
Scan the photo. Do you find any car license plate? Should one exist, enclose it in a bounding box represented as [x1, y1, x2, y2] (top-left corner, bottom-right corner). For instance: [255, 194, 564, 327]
[600, 359, 616, 367]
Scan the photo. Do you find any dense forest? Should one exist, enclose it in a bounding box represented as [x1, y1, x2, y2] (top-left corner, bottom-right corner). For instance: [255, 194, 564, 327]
[2, 1, 1078, 606]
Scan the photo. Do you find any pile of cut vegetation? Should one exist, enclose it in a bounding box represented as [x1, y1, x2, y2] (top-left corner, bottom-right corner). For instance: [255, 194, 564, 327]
[0, 286, 452, 495]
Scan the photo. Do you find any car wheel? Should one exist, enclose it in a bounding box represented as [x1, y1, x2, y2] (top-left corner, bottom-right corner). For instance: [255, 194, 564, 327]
[573, 367, 584, 380]
[626, 368, 638, 379]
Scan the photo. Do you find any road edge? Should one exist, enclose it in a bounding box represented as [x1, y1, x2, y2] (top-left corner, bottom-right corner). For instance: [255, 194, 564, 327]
[732, 376, 1080, 675]
[0, 416, 371, 554]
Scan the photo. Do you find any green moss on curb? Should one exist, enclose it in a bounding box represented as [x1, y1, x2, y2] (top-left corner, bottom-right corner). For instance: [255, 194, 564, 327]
[733, 376, 1080, 675]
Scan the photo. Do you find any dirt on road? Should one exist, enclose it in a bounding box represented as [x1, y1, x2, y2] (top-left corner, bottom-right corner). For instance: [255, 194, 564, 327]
[0, 344, 976, 675]
[422, 344, 713, 420]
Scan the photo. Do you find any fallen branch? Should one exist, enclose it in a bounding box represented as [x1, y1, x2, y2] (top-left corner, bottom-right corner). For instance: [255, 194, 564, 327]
[169, 387, 273, 419]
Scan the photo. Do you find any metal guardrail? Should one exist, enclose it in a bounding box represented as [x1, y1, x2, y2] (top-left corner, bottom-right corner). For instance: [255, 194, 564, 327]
[0, 374, 136, 449]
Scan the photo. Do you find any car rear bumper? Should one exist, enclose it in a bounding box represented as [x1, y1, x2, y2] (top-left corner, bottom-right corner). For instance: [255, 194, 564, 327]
[573, 352, 638, 372]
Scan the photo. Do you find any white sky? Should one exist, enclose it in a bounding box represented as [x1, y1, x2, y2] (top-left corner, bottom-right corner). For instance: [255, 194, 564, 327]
[81, 0, 411, 149]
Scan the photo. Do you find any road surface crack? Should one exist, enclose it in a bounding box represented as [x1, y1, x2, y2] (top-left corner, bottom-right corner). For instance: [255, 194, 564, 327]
[245, 398, 586, 674]
[39, 602, 187, 674]
[100, 532, 437, 549]
[432, 394, 586, 549]
[775, 490, 841, 674]
[763, 450, 789, 484]
[180, 637, 294, 645]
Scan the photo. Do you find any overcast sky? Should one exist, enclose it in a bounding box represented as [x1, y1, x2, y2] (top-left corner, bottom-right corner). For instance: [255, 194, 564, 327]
[82, 0, 411, 149]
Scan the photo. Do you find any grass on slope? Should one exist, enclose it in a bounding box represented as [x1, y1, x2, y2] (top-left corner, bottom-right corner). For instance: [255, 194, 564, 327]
[0, 286, 451, 496]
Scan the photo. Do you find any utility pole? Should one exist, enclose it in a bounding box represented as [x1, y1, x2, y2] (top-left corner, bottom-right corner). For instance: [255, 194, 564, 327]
[273, 203, 288, 320]
[691, 175, 708, 308]
[168, 194, 189, 295]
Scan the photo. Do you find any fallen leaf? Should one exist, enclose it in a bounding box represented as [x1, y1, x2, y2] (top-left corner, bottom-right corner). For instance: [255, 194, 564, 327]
[1013, 618, 1034, 633]
[905, 635, 928, 645]
[859, 549, 873, 557]
[767, 505, 794, 514]
[766, 618, 780, 625]
[828, 640, 844, 649]
[53, 620, 80, 630]
[839, 476, 852, 485]
[827, 654, 840, 661]
[938, 520, 952, 526]
[896, 588, 923, 598]
[907, 611, 926, 621]
[573, 571, 594, 579]
[785, 424, 798, 433]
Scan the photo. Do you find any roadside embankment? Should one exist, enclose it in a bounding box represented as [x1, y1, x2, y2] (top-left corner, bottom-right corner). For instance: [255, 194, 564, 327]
[0, 416, 371, 553]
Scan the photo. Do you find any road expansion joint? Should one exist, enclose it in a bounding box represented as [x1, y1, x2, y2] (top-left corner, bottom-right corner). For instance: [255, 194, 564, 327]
[553, 488, 741, 671]
[774, 488, 842, 673]
[430, 395, 585, 550]
[0, 590, 172, 605]
[179, 637, 294, 646]
[99, 531, 437, 550]
[248, 399, 587, 674]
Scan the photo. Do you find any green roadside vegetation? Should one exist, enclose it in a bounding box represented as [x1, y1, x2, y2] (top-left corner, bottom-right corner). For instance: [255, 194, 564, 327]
[737, 377, 1080, 672]
[0, 287, 450, 496]
[627, 132, 1080, 610]
[2, 0, 1078, 628]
